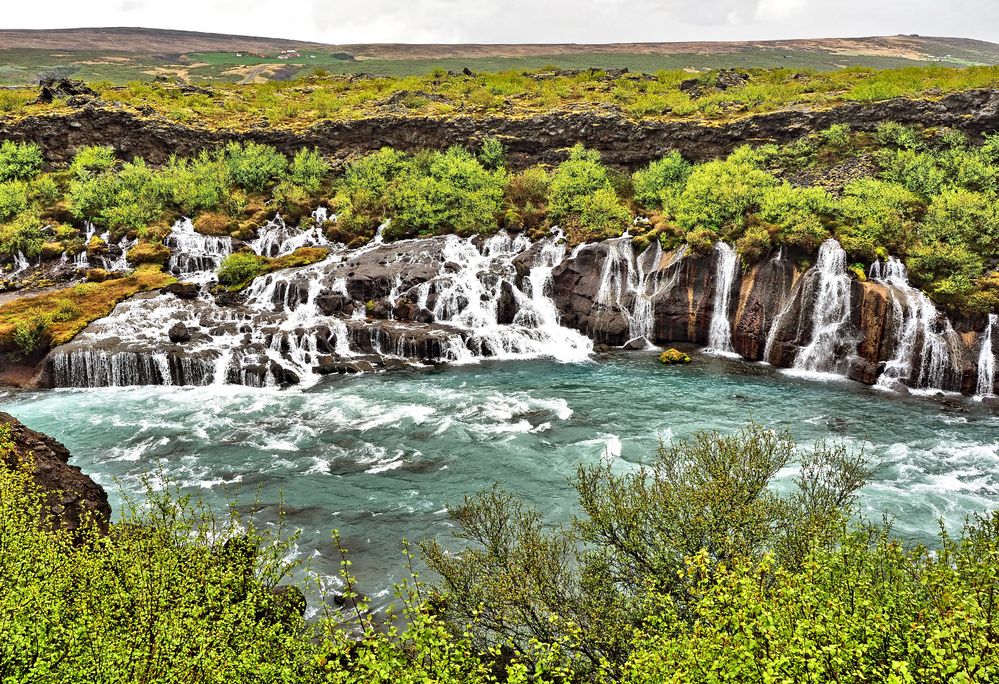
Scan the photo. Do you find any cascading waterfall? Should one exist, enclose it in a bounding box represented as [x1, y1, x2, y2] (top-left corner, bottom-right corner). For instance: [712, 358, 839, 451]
[427, 232, 591, 362]
[166, 218, 232, 279]
[3, 251, 30, 277]
[788, 239, 853, 377]
[976, 314, 997, 398]
[591, 237, 685, 347]
[704, 241, 739, 356]
[250, 209, 333, 258]
[869, 257, 961, 392]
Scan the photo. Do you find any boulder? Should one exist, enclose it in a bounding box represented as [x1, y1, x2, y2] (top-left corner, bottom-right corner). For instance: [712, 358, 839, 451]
[163, 282, 200, 300]
[168, 323, 191, 344]
[0, 412, 110, 537]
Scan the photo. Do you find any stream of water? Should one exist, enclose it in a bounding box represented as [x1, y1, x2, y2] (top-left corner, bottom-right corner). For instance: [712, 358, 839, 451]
[3, 352, 997, 608]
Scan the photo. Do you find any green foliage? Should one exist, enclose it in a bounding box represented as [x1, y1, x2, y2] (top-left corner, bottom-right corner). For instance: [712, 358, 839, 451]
[665, 152, 778, 234]
[758, 183, 834, 251]
[386, 147, 505, 238]
[906, 241, 985, 301]
[69, 145, 118, 179]
[0, 140, 43, 182]
[478, 136, 507, 171]
[502, 166, 551, 231]
[217, 252, 267, 286]
[0, 212, 45, 257]
[838, 178, 923, 255]
[423, 424, 871, 677]
[11, 311, 49, 356]
[289, 147, 331, 193]
[0, 181, 29, 222]
[875, 121, 924, 150]
[817, 123, 852, 151]
[69, 159, 165, 232]
[631, 152, 692, 208]
[923, 187, 999, 258]
[547, 144, 615, 220]
[154, 152, 231, 216]
[578, 187, 630, 239]
[223, 141, 288, 192]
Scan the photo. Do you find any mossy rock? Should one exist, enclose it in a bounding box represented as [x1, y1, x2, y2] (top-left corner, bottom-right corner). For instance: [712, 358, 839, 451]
[85, 268, 110, 283]
[193, 212, 237, 237]
[659, 348, 691, 365]
[127, 242, 171, 266]
[86, 236, 107, 256]
[39, 242, 64, 261]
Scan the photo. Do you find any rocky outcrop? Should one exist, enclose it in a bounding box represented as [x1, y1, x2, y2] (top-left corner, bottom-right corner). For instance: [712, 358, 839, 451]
[5, 89, 999, 170]
[0, 411, 110, 535]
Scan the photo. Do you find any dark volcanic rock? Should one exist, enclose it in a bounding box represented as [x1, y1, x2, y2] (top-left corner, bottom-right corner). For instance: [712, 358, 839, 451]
[163, 282, 200, 299]
[0, 412, 110, 536]
[168, 323, 191, 343]
[34, 78, 97, 104]
[7, 89, 999, 170]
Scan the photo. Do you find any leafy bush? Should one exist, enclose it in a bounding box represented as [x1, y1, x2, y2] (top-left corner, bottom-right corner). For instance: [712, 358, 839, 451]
[11, 312, 49, 357]
[578, 187, 630, 238]
[0, 212, 45, 257]
[547, 144, 615, 220]
[69, 145, 117, 179]
[70, 159, 164, 232]
[838, 178, 923, 254]
[631, 152, 691, 208]
[0, 181, 29, 222]
[217, 252, 267, 286]
[875, 121, 923, 150]
[0, 140, 43, 182]
[154, 153, 230, 216]
[923, 188, 999, 257]
[288, 147, 331, 193]
[759, 184, 835, 251]
[665, 153, 778, 234]
[502, 166, 551, 231]
[478, 136, 507, 171]
[386, 147, 505, 238]
[223, 141, 288, 192]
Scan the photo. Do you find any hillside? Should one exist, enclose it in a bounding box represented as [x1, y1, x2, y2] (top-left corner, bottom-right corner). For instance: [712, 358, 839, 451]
[0, 28, 998, 84]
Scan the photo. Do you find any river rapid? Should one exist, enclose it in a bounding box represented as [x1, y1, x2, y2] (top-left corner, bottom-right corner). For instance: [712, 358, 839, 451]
[3, 351, 997, 608]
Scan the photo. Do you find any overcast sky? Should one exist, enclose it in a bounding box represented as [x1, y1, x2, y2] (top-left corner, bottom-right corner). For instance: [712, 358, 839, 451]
[5, 0, 999, 44]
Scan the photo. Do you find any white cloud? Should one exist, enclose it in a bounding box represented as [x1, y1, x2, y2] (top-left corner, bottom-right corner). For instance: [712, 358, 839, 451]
[2, 0, 998, 44]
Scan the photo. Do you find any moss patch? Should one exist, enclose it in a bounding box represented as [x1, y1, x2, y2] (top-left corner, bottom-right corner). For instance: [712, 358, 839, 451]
[659, 348, 691, 365]
[0, 265, 175, 355]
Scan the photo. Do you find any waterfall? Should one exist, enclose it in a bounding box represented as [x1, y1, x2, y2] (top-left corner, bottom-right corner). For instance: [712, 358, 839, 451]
[869, 257, 961, 393]
[428, 232, 591, 362]
[250, 209, 333, 258]
[976, 314, 997, 398]
[787, 239, 853, 378]
[3, 251, 30, 277]
[592, 237, 684, 347]
[704, 241, 739, 357]
[166, 218, 232, 280]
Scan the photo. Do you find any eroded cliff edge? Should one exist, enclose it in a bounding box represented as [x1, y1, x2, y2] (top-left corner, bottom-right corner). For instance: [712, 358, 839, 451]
[3, 89, 999, 169]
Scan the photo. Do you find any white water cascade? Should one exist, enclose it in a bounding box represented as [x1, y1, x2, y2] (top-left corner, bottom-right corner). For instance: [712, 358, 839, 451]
[250, 208, 333, 258]
[592, 237, 686, 347]
[166, 218, 233, 280]
[704, 241, 739, 357]
[787, 239, 853, 378]
[869, 257, 961, 392]
[424, 232, 592, 362]
[976, 314, 997, 398]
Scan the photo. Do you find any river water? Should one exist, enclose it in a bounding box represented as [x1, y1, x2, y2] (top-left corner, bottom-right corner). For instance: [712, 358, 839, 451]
[3, 351, 997, 606]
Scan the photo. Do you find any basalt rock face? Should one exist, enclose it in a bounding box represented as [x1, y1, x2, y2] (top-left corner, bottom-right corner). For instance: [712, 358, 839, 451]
[0, 412, 110, 536]
[5, 89, 999, 170]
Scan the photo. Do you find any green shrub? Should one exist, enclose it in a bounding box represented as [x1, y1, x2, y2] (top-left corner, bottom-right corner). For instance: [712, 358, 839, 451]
[838, 178, 923, 254]
[288, 148, 330, 193]
[0, 140, 43, 182]
[759, 184, 834, 251]
[386, 147, 504, 238]
[579, 187, 630, 238]
[0, 181, 29, 222]
[548, 144, 615, 220]
[11, 312, 49, 357]
[0, 213, 44, 257]
[502, 166, 551, 231]
[875, 121, 923, 149]
[223, 142, 288, 192]
[218, 252, 267, 286]
[69, 145, 117, 179]
[817, 123, 852, 151]
[631, 152, 691, 208]
[923, 188, 999, 257]
[735, 222, 773, 262]
[478, 136, 507, 170]
[154, 153, 230, 216]
[666, 153, 778, 233]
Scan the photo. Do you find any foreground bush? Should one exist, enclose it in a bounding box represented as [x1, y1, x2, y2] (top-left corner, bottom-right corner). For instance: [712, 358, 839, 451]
[2, 424, 999, 682]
